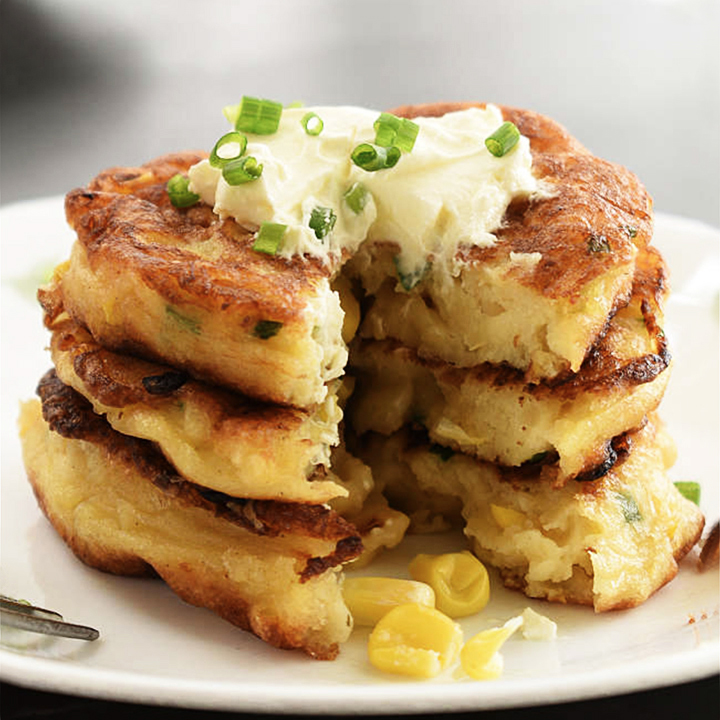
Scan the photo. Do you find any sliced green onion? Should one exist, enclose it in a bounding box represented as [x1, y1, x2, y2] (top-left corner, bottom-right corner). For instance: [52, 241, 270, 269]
[252, 222, 287, 255]
[622, 224, 639, 239]
[344, 182, 370, 214]
[351, 143, 401, 172]
[309, 206, 336, 240]
[526, 451, 549, 464]
[223, 103, 241, 127]
[485, 121, 520, 157]
[374, 112, 401, 147]
[166, 305, 201, 335]
[301, 112, 324, 136]
[234, 96, 283, 135]
[615, 491, 642, 524]
[253, 320, 283, 339]
[373, 112, 419, 152]
[674, 481, 701, 505]
[393, 256, 430, 291]
[395, 119, 420, 153]
[587, 233, 611, 253]
[222, 156, 263, 185]
[209, 131, 248, 168]
[166, 174, 200, 208]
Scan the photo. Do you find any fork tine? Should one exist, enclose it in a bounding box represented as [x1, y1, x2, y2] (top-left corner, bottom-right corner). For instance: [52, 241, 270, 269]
[0, 595, 99, 641]
[0, 594, 64, 620]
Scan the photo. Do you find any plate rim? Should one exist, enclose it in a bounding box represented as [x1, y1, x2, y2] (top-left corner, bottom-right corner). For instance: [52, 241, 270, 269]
[1, 197, 718, 714]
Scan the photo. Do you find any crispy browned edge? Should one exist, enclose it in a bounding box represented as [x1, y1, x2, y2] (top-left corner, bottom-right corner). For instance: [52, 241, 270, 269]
[41, 151, 332, 334]
[35, 369, 363, 580]
[25, 461, 344, 659]
[49, 101, 654, 339]
[49, 313, 313, 433]
[391, 102, 653, 302]
[492, 440, 704, 611]
[358, 241, 669, 400]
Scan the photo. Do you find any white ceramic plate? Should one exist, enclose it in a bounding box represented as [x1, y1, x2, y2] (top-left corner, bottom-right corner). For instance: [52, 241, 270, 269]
[1, 198, 718, 714]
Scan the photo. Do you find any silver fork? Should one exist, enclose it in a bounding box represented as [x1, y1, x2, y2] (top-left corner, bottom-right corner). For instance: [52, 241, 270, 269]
[0, 594, 99, 641]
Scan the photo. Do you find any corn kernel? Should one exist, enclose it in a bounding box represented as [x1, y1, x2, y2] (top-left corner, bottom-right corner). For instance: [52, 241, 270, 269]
[490, 503, 526, 529]
[460, 616, 522, 680]
[368, 603, 463, 678]
[342, 576, 435, 627]
[408, 551, 490, 618]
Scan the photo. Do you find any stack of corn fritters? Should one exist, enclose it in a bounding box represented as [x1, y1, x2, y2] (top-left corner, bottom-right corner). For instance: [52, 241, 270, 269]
[19, 102, 704, 660]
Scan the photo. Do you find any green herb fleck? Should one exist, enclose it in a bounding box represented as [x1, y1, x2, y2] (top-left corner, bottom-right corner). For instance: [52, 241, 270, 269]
[615, 491, 642, 523]
[309, 206, 337, 241]
[526, 451, 549, 464]
[622, 224, 638, 239]
[588, 233, 611, 253]
[393, 256, 430, 291]
[166, 306, 201, 335]
[254, 320, 283, 339]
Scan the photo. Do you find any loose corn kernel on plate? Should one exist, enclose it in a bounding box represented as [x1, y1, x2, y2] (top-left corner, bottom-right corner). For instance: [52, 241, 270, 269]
[1, 200, 718, 714]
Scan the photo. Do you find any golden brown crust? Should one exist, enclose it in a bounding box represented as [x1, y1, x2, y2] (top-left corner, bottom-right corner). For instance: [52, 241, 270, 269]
[44, 149, 346, 408]
[36, 369, 362, 572]
[49, 314, 308, 428]
[370, 246, 669, 407]
[27, 465, 158, 578]
[20, 397, 351, 659]
[391, 102, 652, 302]
[62, 153, 330, 324]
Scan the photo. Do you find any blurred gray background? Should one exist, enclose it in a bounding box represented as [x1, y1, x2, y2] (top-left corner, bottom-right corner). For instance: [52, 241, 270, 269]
[1, 0, 718, 226]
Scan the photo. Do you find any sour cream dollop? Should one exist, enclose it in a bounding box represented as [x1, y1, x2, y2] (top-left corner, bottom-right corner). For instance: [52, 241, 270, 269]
[188, 104, 539, 277]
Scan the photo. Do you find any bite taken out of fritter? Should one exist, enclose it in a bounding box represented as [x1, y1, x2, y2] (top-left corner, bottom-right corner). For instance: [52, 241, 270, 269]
[360, 415, 703, 612]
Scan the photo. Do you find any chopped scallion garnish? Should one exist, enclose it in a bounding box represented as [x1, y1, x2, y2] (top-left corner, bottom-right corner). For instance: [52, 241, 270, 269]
[166, 305, 202, 335]
[234, 96, 283, 135]
[253, 320, 283, 339]
[527, 451, 549, 464]
[351, 143, 401, 172]
[252, 222, 287, 255]
[373, 112, 419, 152]
[485, 121, 520, 157]
[166, 174, 200, 208]
[223, 103, 241, 126]
[209, 131, 248, 168]
[222, 156, 263, 185]
[622, 224, 639, 239]
[344, 182, 370, 214]
[588, 233, 611, 253]
[616, 491, 642, 524]
[301, 112, 324, 136]
[393, 256, 430, 291]
[674, 481, 701, 505]
[309, 206, 336, 240]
